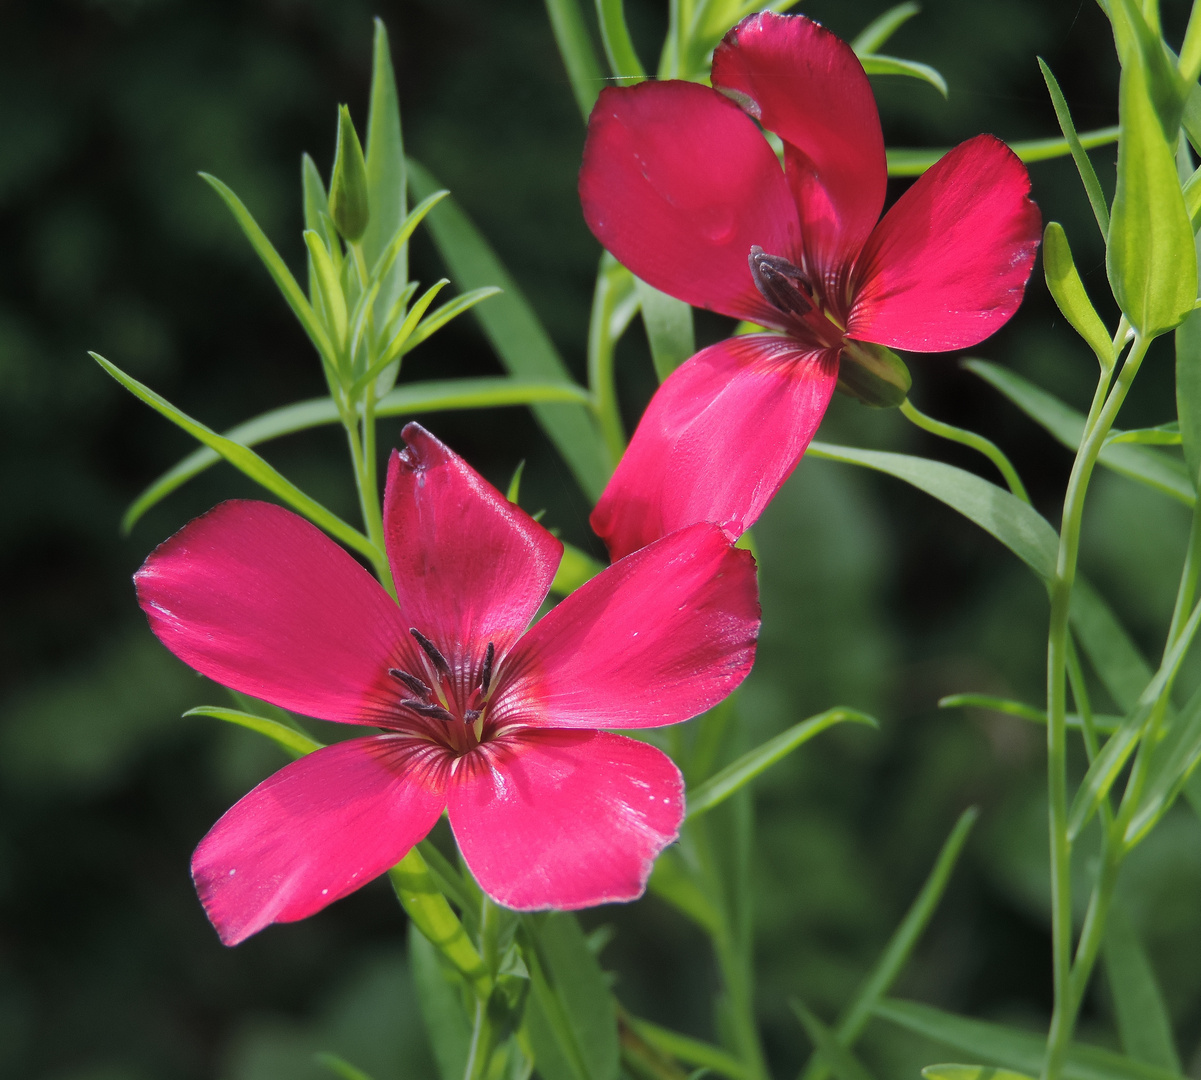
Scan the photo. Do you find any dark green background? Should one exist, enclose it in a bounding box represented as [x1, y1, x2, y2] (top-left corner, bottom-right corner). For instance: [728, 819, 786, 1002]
[2, 1, 1199, 1078]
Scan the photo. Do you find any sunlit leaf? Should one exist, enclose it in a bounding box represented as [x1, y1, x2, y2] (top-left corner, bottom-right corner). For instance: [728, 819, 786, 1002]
[850, 2, 921, 55]
[860, 54, 947, 97]
[887, 127, 1119, 177]
[1043, 222, 1115, 366]
[184, 706, 323, 758]
[1105, 423, 1181, 446]
[922, 1066, 1035, 1080]
[402, 286, 504, 356]
[551, 542, 604, 596]
[1039, 60, 1111, 238]
[596, 0, 645, 84]
[544, 0, 605, 121]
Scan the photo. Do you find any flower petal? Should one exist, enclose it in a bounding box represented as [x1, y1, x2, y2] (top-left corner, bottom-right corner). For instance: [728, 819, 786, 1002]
[135, 500, 413, 725]
[712, 12, 886, 280]
[590, 334, 838, 561]
[448, 730, 682, 909]
[384, 424, 563, 670]
[192, 736, 448, 945]
[490, 522, 759, 731]
[579, 80, 799, 325]
[847, 134, 1042, 351]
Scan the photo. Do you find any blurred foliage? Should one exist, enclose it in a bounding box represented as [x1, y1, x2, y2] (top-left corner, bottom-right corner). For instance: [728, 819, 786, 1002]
[3, 0, 1201, 1078]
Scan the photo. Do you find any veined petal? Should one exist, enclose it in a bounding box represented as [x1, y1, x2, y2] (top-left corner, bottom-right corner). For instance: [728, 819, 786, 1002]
[448, 730, 682, 909]
[590, 334, 838, 561]
[192, 736, 449, 945]
[848, 135, 1042, 351]
[713, 12, 886, 280]
[580, 80, 799, 325]
[490, 522, 759, 731]
[384, 424, 563, 670]
[135, 500, 413, 725]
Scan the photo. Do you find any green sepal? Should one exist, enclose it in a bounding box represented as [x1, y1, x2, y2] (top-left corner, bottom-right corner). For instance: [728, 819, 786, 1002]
[835, 339, 911, 408]
[329, 104, 371, 242]
[1043, 222, 1115, 367]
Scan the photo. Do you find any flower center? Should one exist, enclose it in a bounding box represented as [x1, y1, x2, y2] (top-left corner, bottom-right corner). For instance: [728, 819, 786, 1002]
[387, 630, 496, 754]
[748, 245, 845, 349]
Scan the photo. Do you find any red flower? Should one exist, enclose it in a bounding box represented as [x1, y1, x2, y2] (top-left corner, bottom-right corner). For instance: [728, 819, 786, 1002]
[581, 12, 1042, 560]
[136, 424, 759, 945]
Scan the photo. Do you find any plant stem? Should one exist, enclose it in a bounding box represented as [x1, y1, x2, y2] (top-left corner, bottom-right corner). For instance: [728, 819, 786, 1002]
[341, 398, 394, 596]
[588, 256, 633, 467]
[1043, 334, 1150, 1080]
[899, 398, 1030, 502]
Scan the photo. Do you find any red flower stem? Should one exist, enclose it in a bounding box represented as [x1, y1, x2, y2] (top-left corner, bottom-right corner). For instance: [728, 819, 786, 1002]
[1042, 332, 1149, 1080]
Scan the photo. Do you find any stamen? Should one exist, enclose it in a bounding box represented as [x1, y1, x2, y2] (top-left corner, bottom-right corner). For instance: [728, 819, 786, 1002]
[464, 709, 482, 722]
[748, 245, 816, 320]
[410, 628, 452, 679]
[403, 699, 456, 723]
[388, 668, 432, 698]
[480, 641, 495, 694]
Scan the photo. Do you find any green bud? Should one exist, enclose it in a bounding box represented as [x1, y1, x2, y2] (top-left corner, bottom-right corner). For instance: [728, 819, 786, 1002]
[328, 105, 370, 242]
[836, 338, 911, 408]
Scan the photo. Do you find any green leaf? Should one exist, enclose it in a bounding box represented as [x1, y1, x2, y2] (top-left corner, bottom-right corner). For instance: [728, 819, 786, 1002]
[1104, 903, 1181, 1071]
[1038, 60, 1111, 238]
[329, 104, 370, 242]
[626, 1016, 750, 1080]
[408, 159, 612, 500]
[121, 378, 592, 533]
[1106, 423, 1181, 446]
[409, 923, 473, 1080]
[965, 360, 1194, 506]
[1070, 577, 1154, 713]
[859, 54, 947, 97]
[522, 913, 620, 1080]
[887, 127, 1119, 176]
[184, 707, 323, 758]
[1176, 283, 1201, 487]
[801, 810, 979, 1080]
[872, 998, 1183, 1080]
[636, 277, 695, 382]
[92, 353, 379, 562]
[922, 1067, 1036, 1080]
[1124, 678, 1201, 843]
[361, 279, 450, 390]
[792, 1001, 877, 1080]
[363, 19, 408, 315]
[686, 708, 877, 820]
[595, 0, 645, 83]
[301, 153, 340, 260]
[1043, 222, 1116, 366]
[367, 189, 450, 293]
[1107, 44, 1197, 337]
[551, 542, 604, 596]
[545, 0, 606, 121]
[807, 441, 1060, 580]
[304, 229, 349, 351]
[647, 847, 722, 935]
[402, 286, 504, 356]
[200, 172, 339, 375]
[850, 2, 920, 54]
[316, 1052, 376, 1080]
[938, 693, 1123, 735]
[1181, 1, 1201, 85]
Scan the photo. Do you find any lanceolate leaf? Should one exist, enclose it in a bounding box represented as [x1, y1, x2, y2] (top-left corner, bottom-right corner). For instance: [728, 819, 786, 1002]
[544, 0, 606, 121]
[1043, 223, 1116, 366]
[850, 2, 920, 55]
[121, 378, 592, 533]
[184, 706, 323, 758]
[922, 1068, 1035, 1080]
[1104, 903, 1181, 1071]
[92, 353, 378, 562]
[965, 360, 1194, 505]
[409, 925, 473, 1080]
[408, 159, 613, 500]
[1038, 59, 1111, 238]
[860, 54, 948, 97]
[1124, 678, 1201, 843]
[887, 127, 1119, 177]
[873, 998, 1182, 1080]
[686, 708, 878, 820]
[1069, 577, 1154, 713]
[939, 693, 1123, 735]
[636, 277, 695, 382]
[807, 441, 1059, 581]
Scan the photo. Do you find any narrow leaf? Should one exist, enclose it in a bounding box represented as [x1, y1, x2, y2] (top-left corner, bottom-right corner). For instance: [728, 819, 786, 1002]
[304, 229, 348, 350]
[636, 277, 695, 382]
[403, 286, 504, 355]
[1043, 222, 1115, 366]
[922, 1066, 1036, 1080]
[316, 1053, 376, 1080]
[1106, 423, 1181, 446]
[887, 127, 1119, 177]
[807, 441, 1060, 581]
[965, 360, 1194, 506]
[409, 924, 473, 1080]
[1104, 903, 1181, 1071]
[92, 353, 378, 562]
[626, 1016, 750, 1080]
[545, 0, 606, 121]
[686, 708, 877, 820]
[596, 0, 646, 83]
[363, 19, 408, 314]
[184, 706, 323, 758]
[368, 189, 450, 290]
[850, 2, 921, 54]
[359, 279, 449, 391]
[792, 1001, 877, 1080]
[873, 998, 1183, 1080]
[647, 848, 722, 935]
[860, 54, 947, 97]
[200, 173, 338, 372]
[121, 378, 591, 532]
[1176, 274, 1201, 486]
[938, 694, 1122, 735]
[1124, 678, 1201, 842]
[1070, 577, 1154, 713]
[1038, 59, 1111, 237]
[301, 153, 339, 257]
[408, 159, 612, 499]
[1181, 0, 1201, 85]
[551, 542, 604, 596]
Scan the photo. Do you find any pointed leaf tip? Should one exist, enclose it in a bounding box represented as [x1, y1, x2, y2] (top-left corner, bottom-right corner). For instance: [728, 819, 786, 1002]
[329, 105, 370, 242]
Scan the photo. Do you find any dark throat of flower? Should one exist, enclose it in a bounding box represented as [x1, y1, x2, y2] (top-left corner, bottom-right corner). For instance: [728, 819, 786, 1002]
[389, 632, 497, 746]
[748, 245, 845, 349]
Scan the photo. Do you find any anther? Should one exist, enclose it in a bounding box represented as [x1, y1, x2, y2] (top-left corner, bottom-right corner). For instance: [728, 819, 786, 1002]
[480, 641, 495, 694]
[388, 668, 432, 698]
[403, 700, 456, 723]
[464, 709, 482, 722]
[410, 628, 452, 679]
[748, 245, 815, 320]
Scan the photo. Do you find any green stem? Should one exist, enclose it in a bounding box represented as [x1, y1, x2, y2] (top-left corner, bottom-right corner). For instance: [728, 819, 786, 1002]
[1043, 334, 1150, 1080]
[1165, 498, 1201, 652]
[587, 257, 632, 467]
[899, 398, 1030, 502]
[1066, 839, 1122, 1012]
[463, 997, 490, 1080]
[341, 400, 394, 596]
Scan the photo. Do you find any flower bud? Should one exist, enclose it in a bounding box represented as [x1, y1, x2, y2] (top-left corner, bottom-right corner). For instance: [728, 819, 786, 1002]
[836, 338, 911, 408]
[328, 105, 370, 242]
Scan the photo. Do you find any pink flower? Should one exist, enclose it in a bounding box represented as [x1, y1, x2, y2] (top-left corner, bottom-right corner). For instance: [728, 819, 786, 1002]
[135, 424, 758, 945]
[580, 12, 1042, 561]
